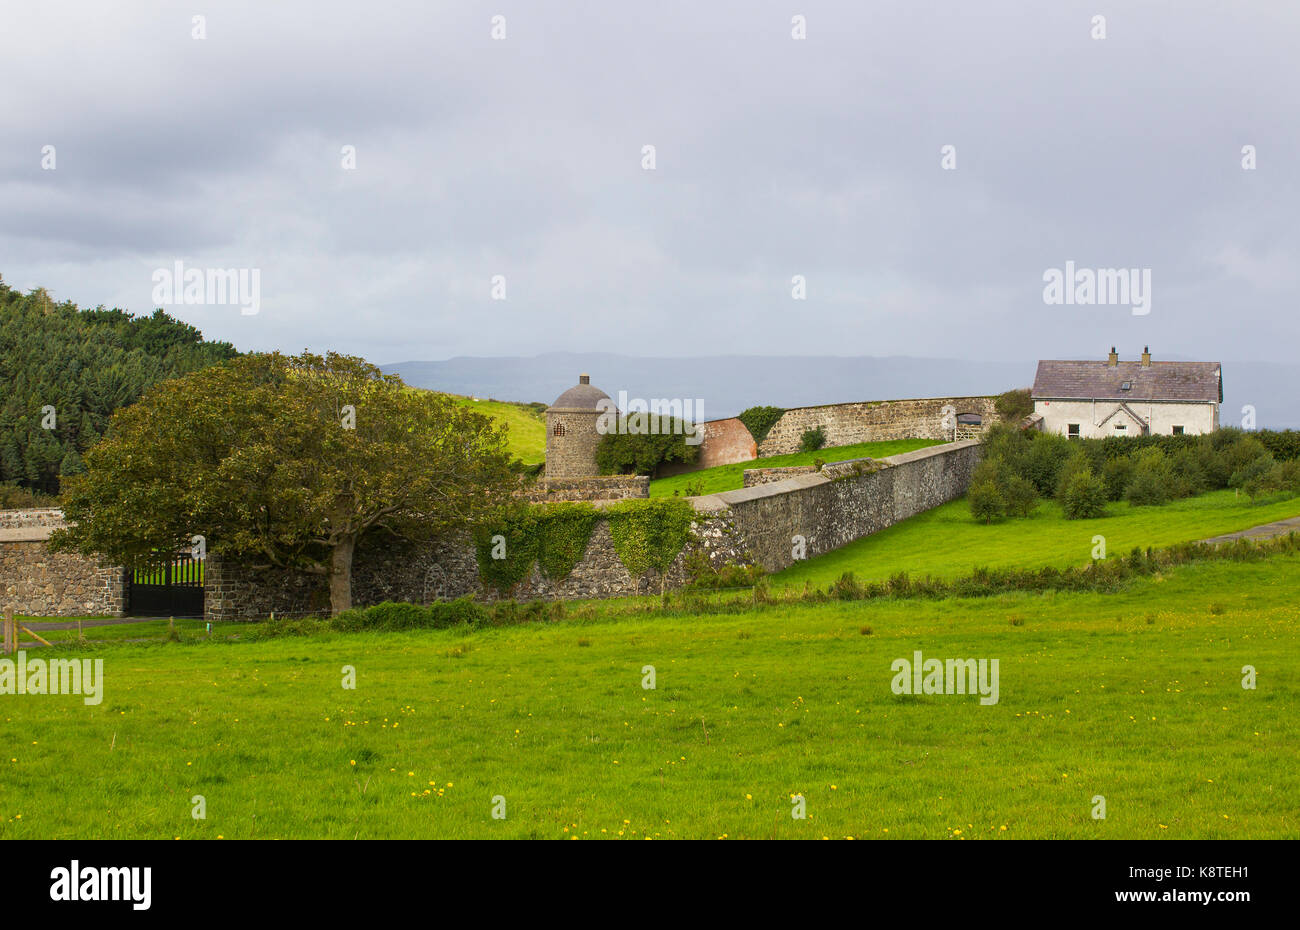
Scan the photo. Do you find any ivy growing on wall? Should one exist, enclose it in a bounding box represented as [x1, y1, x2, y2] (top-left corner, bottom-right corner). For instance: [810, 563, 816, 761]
[475, 498, 696, 593]
[534, 502, 601, 582]
[475, 501, 603, 593]
[605, 498, 695, 577]
[474, 504, 540, 593]
[737, 406, 786, 445]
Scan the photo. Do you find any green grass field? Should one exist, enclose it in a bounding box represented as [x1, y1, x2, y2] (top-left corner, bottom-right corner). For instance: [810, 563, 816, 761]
[649, 438, 945, 498]
[448, 395, 546, 464]
[773, 489, 1300, 591]
[2, 554, 1296, 839]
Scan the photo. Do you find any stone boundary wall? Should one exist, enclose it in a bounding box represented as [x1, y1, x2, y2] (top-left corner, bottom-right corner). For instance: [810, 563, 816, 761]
[520, 475, 649, 503]
[205, 510, 749, 621]
[206, 440, 982, 619]
[0, 439, 983, 622]
[757, 396, 998, 456]
[692, 440, 984, 573]
[742, 465, 818, 487]
[0, 510, 127, 617]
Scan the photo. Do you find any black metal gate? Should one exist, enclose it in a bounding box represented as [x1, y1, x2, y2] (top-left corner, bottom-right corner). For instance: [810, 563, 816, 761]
[130, 554, 205, 618]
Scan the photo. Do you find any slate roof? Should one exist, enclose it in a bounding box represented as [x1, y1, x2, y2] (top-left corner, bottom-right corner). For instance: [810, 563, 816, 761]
[549, 380, 612, 411]
[1032, 360, 1222, 403]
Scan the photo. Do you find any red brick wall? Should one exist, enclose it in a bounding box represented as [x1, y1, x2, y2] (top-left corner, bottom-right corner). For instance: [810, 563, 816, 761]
[657, 418, 756, 477]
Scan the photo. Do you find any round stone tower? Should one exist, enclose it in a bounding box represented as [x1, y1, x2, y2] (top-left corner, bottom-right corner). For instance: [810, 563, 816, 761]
[545, 373, 612, 478]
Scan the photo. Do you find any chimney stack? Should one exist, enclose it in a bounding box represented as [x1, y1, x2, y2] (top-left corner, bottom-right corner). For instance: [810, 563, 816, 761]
[1141, 346, 1151, 368]
[579, 373, 590, 385]
[1107, 347, 1118, 367]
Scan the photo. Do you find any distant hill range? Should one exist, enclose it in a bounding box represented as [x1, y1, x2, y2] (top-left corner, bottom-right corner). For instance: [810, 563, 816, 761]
[383, 352, 1298, 430]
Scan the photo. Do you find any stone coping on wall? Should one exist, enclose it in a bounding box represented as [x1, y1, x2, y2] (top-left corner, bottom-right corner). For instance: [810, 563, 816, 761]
[0, 508, 66, 528]
[689, 440, 980, 511]
[0, 508, 67, 540]
[0, 527, 57, 542]
[774, 395, 995, 414]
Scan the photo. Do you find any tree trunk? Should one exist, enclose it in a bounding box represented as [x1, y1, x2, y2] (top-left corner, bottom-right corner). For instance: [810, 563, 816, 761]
[330, 536, 356, 616]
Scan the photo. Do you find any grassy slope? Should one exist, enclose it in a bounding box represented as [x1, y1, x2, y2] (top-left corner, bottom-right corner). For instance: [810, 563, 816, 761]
[773, 489, 1300, 591]
[448, 395, 546, 464]
[649, 439, 945, 498]
[1, 556, 1296, 839]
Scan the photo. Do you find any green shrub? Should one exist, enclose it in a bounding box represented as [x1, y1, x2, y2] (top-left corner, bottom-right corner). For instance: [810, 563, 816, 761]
[1257, 429, 1300, 461]
[1168, 448, 1206, 496]
[1126, 448, 1173, 506]
[1061, 469, 1108, 519]
[830, 571, 865, 600]
[684, 551, 766, 589]
[0, 482, 60, 510]
[736, 406, 786, 445]
[983, 422, 1032, 462]
[1196, 444, 1231, 489]
[262, 616, 332, 637]
[969, 478, 1007, 524]
[994, 388, 1033, 424]
[1003, 475, 1039, 518]
[1021, 433, 1073, 496]
[329, 608, 371, 632]
[1126, 471, 1170, 506]
[1265, 459, 1300, 495]
[428, 596, 490, 628]
[799, 426, 827, 453]
[1223, 434, 1271, 473]
[1054, 451, 1093, 502]
[1230, 453, 1276, 502]
[594, 416, 700, 476]
[488, 599, 562, 626]
[362, 601, 434, 630]
[1101, 456, 1134, 501]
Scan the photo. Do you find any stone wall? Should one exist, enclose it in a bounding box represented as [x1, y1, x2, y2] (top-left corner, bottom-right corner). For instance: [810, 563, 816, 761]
[521, 475, 649, 503]
[757, 396, 998, 456]
[204, 440, 982, 619]
[204, 509, 750, 620]
[742, 465, 818, 487]
[693, 441, 983, 573]
[0, 510, 127, 617]
[0, 439, 984, 622]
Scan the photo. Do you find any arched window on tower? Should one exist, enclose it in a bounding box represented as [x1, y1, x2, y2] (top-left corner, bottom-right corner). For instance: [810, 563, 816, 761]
[553, 421, 567, 437]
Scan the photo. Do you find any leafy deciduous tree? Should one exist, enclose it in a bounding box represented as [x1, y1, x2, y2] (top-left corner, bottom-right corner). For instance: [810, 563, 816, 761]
[50, 352, 515, 615]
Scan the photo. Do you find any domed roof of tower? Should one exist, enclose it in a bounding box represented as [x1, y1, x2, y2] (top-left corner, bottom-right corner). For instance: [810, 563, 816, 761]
[548, 373, 611, 411]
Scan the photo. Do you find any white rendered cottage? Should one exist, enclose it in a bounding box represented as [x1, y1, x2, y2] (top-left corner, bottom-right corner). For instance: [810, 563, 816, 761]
[1031, 348, 1222, 439]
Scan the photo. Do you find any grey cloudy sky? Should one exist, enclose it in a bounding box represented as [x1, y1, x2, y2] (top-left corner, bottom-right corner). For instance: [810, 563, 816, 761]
[2, 0, 1296, 366]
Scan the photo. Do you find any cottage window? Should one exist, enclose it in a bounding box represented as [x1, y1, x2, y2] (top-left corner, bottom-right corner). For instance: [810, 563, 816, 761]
[1172, 425, 1184, 435]
[1067, 423, 1080, 438]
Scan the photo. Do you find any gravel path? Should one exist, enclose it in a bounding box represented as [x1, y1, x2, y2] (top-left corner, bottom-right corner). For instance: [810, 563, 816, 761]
[1201, 515, 1300, 545]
